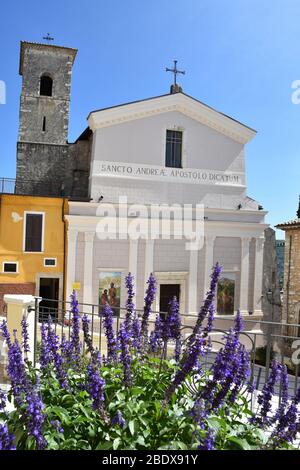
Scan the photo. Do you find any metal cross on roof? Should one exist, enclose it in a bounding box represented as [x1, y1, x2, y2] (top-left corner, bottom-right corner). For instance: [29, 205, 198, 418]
[43, 33, 54, 42]
[165, 60, 185, 86]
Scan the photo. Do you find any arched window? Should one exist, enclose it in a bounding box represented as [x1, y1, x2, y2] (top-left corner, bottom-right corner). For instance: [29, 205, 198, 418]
[40, 75, 53, 97]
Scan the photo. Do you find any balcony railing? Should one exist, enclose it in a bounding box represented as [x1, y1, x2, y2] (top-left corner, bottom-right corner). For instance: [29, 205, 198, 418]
[0, 177, 67, 197]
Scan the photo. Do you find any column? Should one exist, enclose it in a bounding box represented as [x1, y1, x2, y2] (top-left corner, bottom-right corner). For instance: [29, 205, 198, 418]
[239, 237, 251, 314]
[66, 229, 78, 301]
[144, 239, 154, 288]
[4, 294, 41, 364]
[129, 239, 139, 284]
[204, 235, 216, 294]
[253, 237, 264, 315]
[188, 249, 198, 315]
[83, 231, 95, 309]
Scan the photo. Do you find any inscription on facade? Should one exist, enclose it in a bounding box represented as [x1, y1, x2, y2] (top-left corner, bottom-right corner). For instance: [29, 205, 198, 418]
[93, 161, 244, 186]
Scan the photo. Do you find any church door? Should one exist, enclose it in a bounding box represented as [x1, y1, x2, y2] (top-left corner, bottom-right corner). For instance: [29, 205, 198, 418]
[159, 284, 180, 319]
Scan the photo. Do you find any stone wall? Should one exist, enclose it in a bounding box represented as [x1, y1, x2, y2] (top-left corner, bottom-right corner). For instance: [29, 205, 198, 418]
[16, 138, 91, 199]
[261, 228, 282, 351]
[282, 228, 300, 330]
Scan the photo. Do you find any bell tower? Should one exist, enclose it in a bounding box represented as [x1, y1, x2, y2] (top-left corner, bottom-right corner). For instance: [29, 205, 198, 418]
[18, 41, 77, 144]
[16, 41, 78, 196]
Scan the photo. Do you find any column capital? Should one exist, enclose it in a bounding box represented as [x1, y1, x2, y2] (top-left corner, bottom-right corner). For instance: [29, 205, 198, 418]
[256, 237, 265, 250]
[241, 236, 251, 246]
[84, 231, 95, 243]
[68, 229, 78, 243]
[205, 235, 216, 247]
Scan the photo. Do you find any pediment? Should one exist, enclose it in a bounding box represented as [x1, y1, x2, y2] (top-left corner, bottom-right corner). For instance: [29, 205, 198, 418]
[88, 92, 256, 144]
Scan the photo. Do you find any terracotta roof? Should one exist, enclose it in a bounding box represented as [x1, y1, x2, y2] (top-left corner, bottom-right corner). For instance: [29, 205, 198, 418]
[276, 219, 300, 229]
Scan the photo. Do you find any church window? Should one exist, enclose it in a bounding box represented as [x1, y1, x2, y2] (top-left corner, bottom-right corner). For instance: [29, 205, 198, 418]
[165, 130, 182, 168]
[40, 75, 53, 97]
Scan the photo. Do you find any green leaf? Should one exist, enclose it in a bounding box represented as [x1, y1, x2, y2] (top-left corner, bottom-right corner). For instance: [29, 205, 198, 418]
[130, 387, 144, 397]
[136, 435, 146, 447]
[95, 440, 113, 450]
[113, 437, 121, 450]
[207, 416, 226, 432]
[128, 420, 135, 436]
[227, 436, 251, 450]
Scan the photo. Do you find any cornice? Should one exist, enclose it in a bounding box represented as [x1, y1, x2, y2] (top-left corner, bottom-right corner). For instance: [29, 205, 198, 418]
[88, 94, 256, 145]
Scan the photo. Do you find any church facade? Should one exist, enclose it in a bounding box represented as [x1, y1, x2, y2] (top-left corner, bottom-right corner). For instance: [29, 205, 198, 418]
[14, 41, 268, 324]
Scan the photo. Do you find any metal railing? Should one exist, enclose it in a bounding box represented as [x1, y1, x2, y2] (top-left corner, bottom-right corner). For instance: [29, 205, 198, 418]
[34, 297, 300, 398]
[0, 177, 66, 197]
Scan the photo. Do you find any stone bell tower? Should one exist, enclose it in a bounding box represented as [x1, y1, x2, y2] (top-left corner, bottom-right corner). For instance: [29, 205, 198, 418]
[16, 41, 78, 196]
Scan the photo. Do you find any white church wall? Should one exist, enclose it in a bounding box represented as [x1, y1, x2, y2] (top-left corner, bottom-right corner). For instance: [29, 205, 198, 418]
[74, 232, 85, 305]
[89, 110, 247, 207]
[91, 111, 244, 170]
[136, 240, 146, 310]
[196, 245, 206, 312]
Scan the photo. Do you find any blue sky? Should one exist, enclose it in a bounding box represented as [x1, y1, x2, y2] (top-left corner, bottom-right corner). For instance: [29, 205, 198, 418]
[0, 0, 299, 236]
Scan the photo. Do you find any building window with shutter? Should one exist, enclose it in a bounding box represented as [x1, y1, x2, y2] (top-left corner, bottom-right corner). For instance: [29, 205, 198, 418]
[24, 212, 44, 252]
[165, 130, 183, 168]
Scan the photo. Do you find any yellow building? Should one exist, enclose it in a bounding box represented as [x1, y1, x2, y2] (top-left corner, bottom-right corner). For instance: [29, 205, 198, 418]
[0, 194, 68, 314]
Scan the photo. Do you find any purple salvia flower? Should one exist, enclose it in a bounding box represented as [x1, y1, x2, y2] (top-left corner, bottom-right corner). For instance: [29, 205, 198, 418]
[164, 334, 206, 403]
[228, 346, 251, 403]
[47, 323, 68, 389]
[39, 322, 52, 368]
[141, 273, 157, 351]
[25, 387, 47, 449]
[82, 313, 94, 355]
[111, 410, 126, 428]
[70, 291, 81, 364]
[102, 303, 119, 362]
[119, 323, 132, 387]
[149, 315, 163, 353]
[0, 424, 15, 450]
[162, 297, 181, 341]
[124, 272, 135, 333]
[0, 320, 12, 348]
[198, 428, 215, 450]
[21, 316, 30, 358]
[162, 297, 182, 361]
[163, 265, 221, 404]
[271, 364, 289, 425]
[86, 353, 105, 411]
[3, 329, 28, 406]
[60, 333, 73, 362]
[203, 303, 215, 336]
[0, 322, 46, 450]
[40, 318, 68, 388]
[188, 263, 222, 345]
[191, 398, 208, 430]
[51, 420, 64, 433]
[132, 312, 141, 350]
[271, 384, 300, 445]
[201, 312, 247, 410]
[254, 360, 282, 426]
